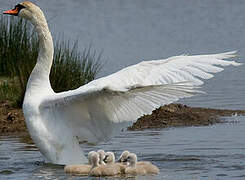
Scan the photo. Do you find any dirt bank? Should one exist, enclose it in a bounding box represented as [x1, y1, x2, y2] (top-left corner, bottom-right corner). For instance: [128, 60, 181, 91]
[1, 101, 245, 135]
[0, 101, 26, 134]
[128, 104, 245, 130]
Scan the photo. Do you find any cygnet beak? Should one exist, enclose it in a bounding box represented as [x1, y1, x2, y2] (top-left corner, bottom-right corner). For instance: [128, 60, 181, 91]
[103, 155, 109, 163]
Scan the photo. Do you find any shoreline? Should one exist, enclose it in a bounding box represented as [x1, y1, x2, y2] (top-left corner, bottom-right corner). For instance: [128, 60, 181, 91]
[128, 104, 245, 130]
[1, 101, 245, 141]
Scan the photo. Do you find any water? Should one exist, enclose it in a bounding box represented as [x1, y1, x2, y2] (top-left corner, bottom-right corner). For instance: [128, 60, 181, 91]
[0, 0, 245, 179]
[1, 116, 245, 180]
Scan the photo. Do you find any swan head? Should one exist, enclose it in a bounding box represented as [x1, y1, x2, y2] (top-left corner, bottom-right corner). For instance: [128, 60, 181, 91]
[118, 150, 130, 163]
[103, 152, 115, 164]
[3, 1, 45, 23]
[124, 153, 137, 166]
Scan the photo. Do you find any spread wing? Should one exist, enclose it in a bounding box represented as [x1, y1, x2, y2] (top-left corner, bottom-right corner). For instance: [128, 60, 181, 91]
[39, 51, 241, 142]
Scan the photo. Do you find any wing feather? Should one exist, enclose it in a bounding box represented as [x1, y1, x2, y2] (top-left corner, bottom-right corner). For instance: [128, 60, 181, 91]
[39, 51, 241, 142]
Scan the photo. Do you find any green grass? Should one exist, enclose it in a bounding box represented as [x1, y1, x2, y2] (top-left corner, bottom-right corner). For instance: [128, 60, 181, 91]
[0, 16, 102, 107]
[0, 78, 21, 105]
[51, 42, 102, 92]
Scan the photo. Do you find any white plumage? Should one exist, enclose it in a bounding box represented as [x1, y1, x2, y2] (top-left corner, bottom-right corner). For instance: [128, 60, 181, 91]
[4, 1, 242, 165]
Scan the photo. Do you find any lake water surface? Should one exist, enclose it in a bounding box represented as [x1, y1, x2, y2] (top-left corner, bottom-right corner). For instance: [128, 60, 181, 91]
[0, 0, 245, 179]
[1, 116, 245, 180]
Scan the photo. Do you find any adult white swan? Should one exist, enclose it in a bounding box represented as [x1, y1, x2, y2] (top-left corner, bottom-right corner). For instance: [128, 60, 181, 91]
[4, 1, 241, 165]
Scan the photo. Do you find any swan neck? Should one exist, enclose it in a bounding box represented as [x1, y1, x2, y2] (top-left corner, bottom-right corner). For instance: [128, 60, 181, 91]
[36, 22, 54, 75]
[26, 14, 54, 94]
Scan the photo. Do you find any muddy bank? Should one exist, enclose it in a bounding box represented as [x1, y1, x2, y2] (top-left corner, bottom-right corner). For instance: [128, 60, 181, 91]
[128, 104, 245, 130]
[1, 101, 245, 136]
[0, 101, 26, 134]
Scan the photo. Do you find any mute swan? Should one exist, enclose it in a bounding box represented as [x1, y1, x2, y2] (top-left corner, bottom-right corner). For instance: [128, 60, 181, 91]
[118, 150, 151, 166]
[97, 149, 106, 165]
[124, 153, 159, 175]
[89, 151, 122, 176]
[3, 1, 242, 165]
[64, 151, 96, 175]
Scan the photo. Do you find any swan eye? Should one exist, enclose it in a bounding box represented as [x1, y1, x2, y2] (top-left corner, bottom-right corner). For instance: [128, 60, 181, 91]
[15, 4, 26, 11]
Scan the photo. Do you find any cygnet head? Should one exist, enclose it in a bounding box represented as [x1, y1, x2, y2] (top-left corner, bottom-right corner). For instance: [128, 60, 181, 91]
[97, 149, 106, 165]
[124, 153, 137, 166]
[118, 150, 130, 163]
[88, 151, 96, 165]
[103, 152, 115, 164]
[90, 152, 100, 168]
[3, 1, 46, 24]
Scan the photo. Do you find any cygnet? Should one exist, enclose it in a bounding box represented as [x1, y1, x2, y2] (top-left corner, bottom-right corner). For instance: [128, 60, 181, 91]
[89, 152, 121, 177]
[124, 153, 159, 176]
[104, 151, 126, 173]
[118, 150, 152, 165]
[97, 149, 106, 165]
[118, 150, 130, 165]
[64, 151, 96, 175]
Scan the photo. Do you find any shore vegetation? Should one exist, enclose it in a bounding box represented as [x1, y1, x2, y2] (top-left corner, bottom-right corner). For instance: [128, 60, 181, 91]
[0, 16, 102, 107]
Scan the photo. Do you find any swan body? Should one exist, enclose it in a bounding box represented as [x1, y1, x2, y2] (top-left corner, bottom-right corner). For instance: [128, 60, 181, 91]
[124, 153, 159, 175]
[4, 1, 242, 165]
[64, 151, 96, 175]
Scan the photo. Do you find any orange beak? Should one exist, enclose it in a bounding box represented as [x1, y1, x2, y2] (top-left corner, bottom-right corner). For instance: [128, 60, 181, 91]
[3, 7, 19, 16]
